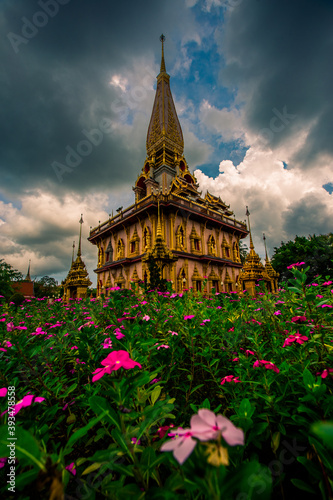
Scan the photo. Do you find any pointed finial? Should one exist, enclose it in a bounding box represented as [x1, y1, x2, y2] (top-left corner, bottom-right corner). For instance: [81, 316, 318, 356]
[72, 241, 75, 263]
[263, 232, 269, 262]
[77, 214, 83, 257]
[160, 34, 166, 73]
[25, 260, 31, 281]
[245, 206, 254, 250]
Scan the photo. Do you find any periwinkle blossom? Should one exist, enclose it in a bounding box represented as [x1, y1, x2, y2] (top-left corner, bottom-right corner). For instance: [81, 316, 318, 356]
[161, 409, 244, 465]
[221, 375, 241, 384]
[65, 463, 76, 476]
[0, 393, 45, 417]
[287, 262, 305, 269]
[253, 360, 279, 374]
[283, 332, 308, 347]
[92, 350, 142, 382]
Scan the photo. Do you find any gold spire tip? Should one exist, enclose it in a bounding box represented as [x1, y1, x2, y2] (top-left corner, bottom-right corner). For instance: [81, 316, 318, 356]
[159, 34, 166, 73]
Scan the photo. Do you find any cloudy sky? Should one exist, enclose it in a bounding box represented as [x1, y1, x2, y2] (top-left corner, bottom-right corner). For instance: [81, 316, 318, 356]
[1, 0, 333, 285]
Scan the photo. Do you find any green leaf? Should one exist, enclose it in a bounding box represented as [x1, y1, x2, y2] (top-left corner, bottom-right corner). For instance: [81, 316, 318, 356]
[291, 478, 317, 494]
[271, 431, 280, 453]
[66, 411, 108, 450]
[111, 428, 131, 456]
[0, 425, 44, 470]
[201, 398, 211, 409]
[311, 421, 333, 450]
[151, 385, 162, 406]
[303, 368, 314, 389]
[88, 395, 121, 430]
[82, 462, 103, 475]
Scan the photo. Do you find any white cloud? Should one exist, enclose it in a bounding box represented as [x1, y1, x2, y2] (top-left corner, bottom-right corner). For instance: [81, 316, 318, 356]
[194, 143, 333, 258]
[200, 100, 245, 142]
[0, 190, 111, 284]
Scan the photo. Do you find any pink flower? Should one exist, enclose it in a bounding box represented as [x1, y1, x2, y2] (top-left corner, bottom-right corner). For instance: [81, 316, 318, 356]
[221, 375, 241, 384]
[156, 344, 169, 350]
[323, 281, 333, 286]
[190, 409, 244, 445]
[1, 394, 45, 417]
[65, 462, 76, 476]
[142, 315, 150, 321]
[287, 262, 305, 269]
[160, 427, 197, 464]
[6, 322, 15, 332]
[184, 315, 195, 320]
[0, 388, 8, 397]
[283, 332, 308, 347]
[245, 350, 255, 357]
[92, 350, 142, 382]
[0, 458, 6, 468]
[319, 368, 333, 378]
[102, 338, 113, 349]
[155, 424, 174, 440]
[291, 316, 307, 323]
[253, 360, 279, 374]
[113, 327, 125, 339]
[274, 310, 281, 316]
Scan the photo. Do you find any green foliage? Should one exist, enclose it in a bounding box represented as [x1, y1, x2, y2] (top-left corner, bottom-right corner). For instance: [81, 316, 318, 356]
[8, 293, 25, 308]
[145, 257, 169, 292]
[0, 259, 23, 300]
[33, 276, 59, 298]
[0, 264, 333, 499]
[271, 233, 333, 283]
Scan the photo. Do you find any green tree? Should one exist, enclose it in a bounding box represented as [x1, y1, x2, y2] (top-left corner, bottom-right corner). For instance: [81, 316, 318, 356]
[0, 259, 23, 300]
[33, 276, 59, 298]
[145, 258, 168, 292]
[271, 233, 333, 283]
[239, 240, 249, 265]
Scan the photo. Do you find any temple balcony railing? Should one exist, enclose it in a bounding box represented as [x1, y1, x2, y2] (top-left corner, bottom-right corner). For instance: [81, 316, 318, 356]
[89, 194, 247, 237]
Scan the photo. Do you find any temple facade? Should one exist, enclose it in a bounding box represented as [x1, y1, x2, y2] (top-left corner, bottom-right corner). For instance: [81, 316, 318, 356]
[89, 37, 249, 296]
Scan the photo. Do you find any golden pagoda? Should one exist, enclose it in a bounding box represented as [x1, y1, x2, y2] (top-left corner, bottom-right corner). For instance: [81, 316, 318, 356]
[263, 233, 279, 292]
[238, 209, 278, 295]
[63, 215, 91, 300]
[89, 36, 249, 296]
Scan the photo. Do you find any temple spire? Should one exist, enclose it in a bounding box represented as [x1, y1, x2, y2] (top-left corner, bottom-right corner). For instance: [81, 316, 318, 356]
[78, 214, 83, 257]
[246, 206, 254, 250]
[146, 36, 184, 159]
[25, 260, 31, 281]
[72, 241, 75, 263]
[263, 233, 269, 262]
[160, 34, 166, 74]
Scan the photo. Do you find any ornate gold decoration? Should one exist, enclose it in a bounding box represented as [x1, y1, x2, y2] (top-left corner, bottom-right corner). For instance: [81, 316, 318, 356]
[63, 215, 91, 301]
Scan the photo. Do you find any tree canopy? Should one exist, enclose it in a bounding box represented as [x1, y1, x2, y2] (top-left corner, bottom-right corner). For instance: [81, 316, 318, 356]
[0, 259, 23, 300]
[271, 234, 333, 283]
[33, 276, 59, 298]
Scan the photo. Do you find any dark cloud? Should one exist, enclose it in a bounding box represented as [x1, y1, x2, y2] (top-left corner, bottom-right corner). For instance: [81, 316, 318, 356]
[282, 194, 332, 237]
[1, 0, 198, 197]
[219, 0, 333, 162]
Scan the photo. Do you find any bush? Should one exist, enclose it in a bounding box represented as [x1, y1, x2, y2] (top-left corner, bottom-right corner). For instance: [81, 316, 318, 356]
[0, 264, 332, 499]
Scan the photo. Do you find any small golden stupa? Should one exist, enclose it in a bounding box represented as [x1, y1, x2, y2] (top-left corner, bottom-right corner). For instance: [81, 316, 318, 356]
[63, 215, 91, 301]
[238, 208, 279, 295]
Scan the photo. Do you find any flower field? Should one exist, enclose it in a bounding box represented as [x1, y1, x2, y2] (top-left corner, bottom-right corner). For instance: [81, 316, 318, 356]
[0, 265, 333, 499]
